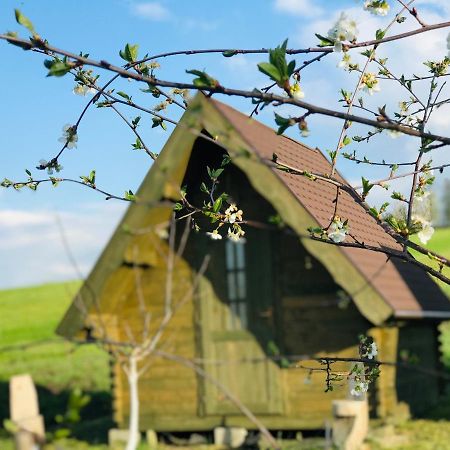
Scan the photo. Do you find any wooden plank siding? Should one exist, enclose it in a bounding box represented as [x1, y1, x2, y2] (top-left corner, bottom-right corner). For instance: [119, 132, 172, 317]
[105, 233, 201, 428]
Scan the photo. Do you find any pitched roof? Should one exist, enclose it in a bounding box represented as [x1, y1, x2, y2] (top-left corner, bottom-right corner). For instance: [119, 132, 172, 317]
[211, 99, 450, 319]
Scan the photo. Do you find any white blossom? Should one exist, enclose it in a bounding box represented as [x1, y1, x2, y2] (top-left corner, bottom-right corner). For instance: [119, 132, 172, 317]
[207, 229, 222, 240]
[360, 72, 380, 95]
[364, 0, 390, 16]
[418, 222, 435, 244]
[224, 204, 243, 223]
[58, 124, 78, 149]
[290, 82, 305, 100]
[412, 193, 435, 244]
[73, 84, 96, 96]
[337, 53, 352, 71]
[327, 13, 358, 53]
[366, 342, 378, 359]
[227, 227, 245, 242]
[328, 217, 348, 243]
[350, 381, 369, 397]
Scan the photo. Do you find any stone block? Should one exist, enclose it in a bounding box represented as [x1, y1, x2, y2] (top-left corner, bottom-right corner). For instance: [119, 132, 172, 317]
[10, 374, 40, 421]
[9, 374, 45, 444]
[332, 399, 369, 450]
[109, 428, 130, 448]
[214, 427, 248, 448]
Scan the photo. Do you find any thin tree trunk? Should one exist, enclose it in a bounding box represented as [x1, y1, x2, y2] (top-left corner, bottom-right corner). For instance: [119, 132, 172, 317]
[125, 354, 140, 450]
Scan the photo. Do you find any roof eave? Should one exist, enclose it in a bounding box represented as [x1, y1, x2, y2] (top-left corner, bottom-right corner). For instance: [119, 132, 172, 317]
[394, 310, 450, 320]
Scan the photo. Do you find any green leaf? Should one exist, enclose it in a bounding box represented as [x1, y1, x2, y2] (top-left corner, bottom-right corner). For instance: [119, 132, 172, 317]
[152, 117, 167, 130]
[315, 33, 335, 46]
[361, 177, 374, 200]
[375, 29, 386, 40]
[342, 136, 351, 146]
[14, 9, 36, 35]
[200, 182, 209, 194]
[117, 91, 131, 101]
[125, 190, 136, 201]
[186, 69, 219, 88]
[274, 113, 294, 135]
[25, 169, 31, 176]
[212, 168, 224, 179]
[131, 116, 141, 128]
[287, 59, 296, 77]
[44, 59, 72, 77]
[131, 138, 143, 150]
[119, 43, 139, 63]
[213, 197, 223, 213]
[257, 62, 282, 83]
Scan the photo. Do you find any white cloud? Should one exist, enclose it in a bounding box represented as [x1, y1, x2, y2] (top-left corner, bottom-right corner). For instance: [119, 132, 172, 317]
[274, 0, 324, 18]
[0, 210, 52, 227]
[132, 2, 171, 21]
[0, 203, 126, 289]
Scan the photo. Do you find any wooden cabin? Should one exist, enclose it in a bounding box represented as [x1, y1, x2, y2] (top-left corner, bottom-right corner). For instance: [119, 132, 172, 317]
[57, 94, 450, 432]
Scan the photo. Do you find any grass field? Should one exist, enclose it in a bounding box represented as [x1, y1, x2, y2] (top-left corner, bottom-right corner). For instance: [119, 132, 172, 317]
[411, 226, 450, 297]
[0, 281, 112, 442]
[0, 281, 110, 391]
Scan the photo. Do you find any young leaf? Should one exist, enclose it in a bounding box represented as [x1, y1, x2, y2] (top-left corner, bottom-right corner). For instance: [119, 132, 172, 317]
[186, 69, 219, 88]
[213, 197, 223, 213]
[257, 62, 282, 83]
[44, 59, 72, 77]
[117, 91, 131, 101]
[119, 43, 139, 63]
[125, 190, 136, 201]
[361, 177, 374, 200]
[274, 113, 294, 135]
[14, 9, 36, 35]
[375, 29, 386, 40]
[315, 33, 335, 46]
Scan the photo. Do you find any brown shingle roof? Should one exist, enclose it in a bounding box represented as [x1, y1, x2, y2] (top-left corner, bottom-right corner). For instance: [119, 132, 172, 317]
[212, 99, 450, 318]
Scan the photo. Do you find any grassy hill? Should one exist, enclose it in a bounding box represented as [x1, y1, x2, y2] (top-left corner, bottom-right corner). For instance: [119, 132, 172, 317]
[0, 281, 112, 440]
[411, 226, 450, 297]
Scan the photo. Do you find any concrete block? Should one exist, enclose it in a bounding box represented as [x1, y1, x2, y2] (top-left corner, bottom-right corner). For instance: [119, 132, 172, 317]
[10, 375, 40, 421]
[109, 428, 131, 448]
[214, 427, 248, 448]
[9, 374, 45, 447]
[332, 399, 369, 450]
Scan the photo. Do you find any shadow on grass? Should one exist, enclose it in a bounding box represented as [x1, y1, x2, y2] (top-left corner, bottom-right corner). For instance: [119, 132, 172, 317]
[0, 382, 113, 444]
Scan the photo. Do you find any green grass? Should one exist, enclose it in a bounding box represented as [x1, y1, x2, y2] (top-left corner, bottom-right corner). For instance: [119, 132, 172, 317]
[410, 227, 450, 367]
[0, 281, 112, 441]
[411, 227, 450, 296]
[0, 281, 110, 391]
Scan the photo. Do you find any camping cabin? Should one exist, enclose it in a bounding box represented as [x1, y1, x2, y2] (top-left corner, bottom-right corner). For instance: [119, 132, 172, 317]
[57, 94, 450, 432]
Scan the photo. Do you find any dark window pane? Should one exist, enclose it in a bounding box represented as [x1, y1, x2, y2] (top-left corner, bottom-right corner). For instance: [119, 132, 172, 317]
[237, 271, 246, 299]
[227, 272, 237, 300]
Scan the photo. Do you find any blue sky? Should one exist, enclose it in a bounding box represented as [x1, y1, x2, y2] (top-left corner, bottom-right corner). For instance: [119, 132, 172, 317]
[1, 0, 449, 288]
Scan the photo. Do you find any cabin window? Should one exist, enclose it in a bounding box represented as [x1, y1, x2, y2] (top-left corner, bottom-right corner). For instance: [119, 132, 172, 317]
[225, 240, 248, 329]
